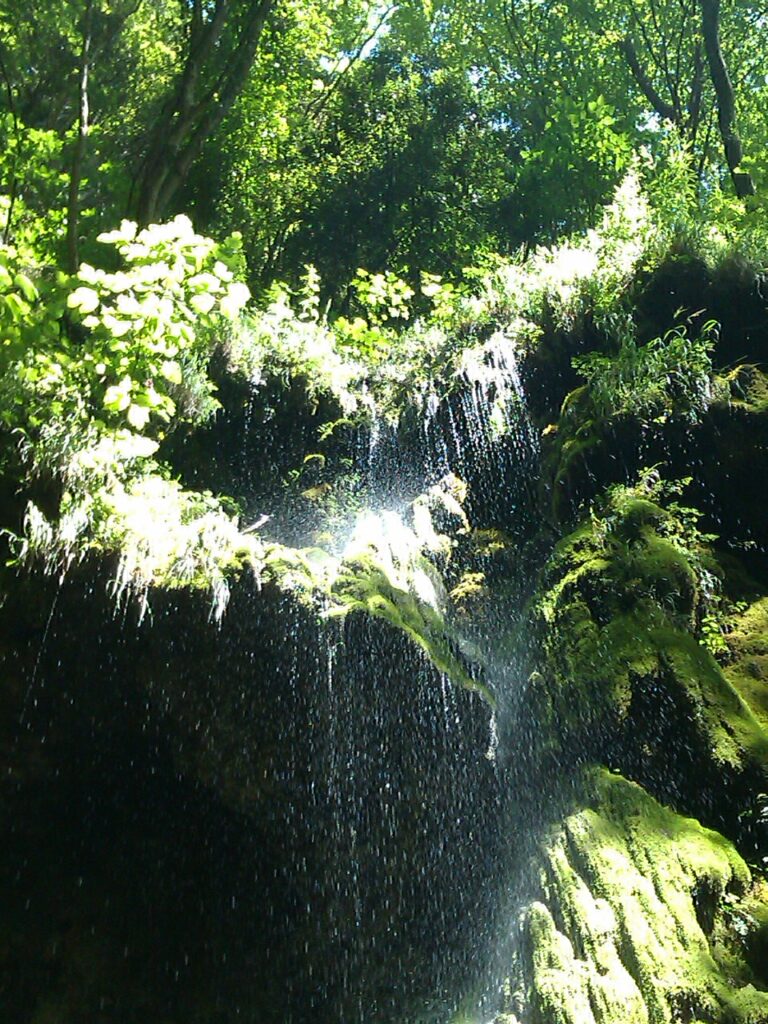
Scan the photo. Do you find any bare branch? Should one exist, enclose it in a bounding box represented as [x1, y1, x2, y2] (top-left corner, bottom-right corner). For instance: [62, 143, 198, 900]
[647, 0, 677, 105]
[305, 4, 397, 121]
[687, 39, 704, 140]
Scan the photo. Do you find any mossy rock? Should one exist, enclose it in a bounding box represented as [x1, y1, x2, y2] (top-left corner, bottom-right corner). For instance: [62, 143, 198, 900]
[538, 495, 699, 624]
[548, 427, 602, 526]
[512, 770, 768, 1024]
[650, 626, 768, 771]
[722, 365, 768, 415]
[332, 552, 493, 704]
[557, 370, 768, 553]
[536, 604, 768, 781]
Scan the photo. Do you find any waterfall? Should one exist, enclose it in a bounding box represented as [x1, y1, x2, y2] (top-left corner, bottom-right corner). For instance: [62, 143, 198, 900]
[267, 327, 544, 1022]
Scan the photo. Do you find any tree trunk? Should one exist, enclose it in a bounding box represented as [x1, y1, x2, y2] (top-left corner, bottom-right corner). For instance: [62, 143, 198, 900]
[66, 0, 94, 273]
[619, 37, 679, 127]
[133, 0, 275, 225]
[700, 0, 755, 197]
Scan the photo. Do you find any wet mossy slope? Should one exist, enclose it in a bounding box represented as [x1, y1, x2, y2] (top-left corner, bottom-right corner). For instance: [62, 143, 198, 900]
[519, 770, 768, 1024]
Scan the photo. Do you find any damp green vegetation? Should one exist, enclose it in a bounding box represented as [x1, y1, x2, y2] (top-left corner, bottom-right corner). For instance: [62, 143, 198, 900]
[506, 312, 768, 1020]
[263, 475, 496, 703]
[0, 170, 763, 611]
[724, 599, 768, 734]
[0, 171, 683, 637]
[3, 165, 768, 1019]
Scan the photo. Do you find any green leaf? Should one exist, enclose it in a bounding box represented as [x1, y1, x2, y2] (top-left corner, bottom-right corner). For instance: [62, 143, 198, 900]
[68, 286, 100, 314]
[103, 376, 132, 412]
[160, 360, 182, 385]
[112, 432, 159, 459]
[13, 273, 38, 302]
[220, 282, 250, 319]
[97, 220, 137, 244]
[3, 292, 30, 320]
[102, 312, 133, 337]
[127, 403, 151, 429]
[190, 291, 216, 315]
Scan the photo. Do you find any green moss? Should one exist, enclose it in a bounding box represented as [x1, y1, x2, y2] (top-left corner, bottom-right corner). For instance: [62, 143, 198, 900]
[538, 494, 696, 622]
[655, 626, 768, 770]
[542, 599, 767, 775]
[531, 483, 768, 774]
[722, 365, 768, 415]
[517, 771, 768, 1024]
[450, 570, 488, 613]
[740, 880, 768, 978]
[549, 427, 601, 524]
[526, 899, 628, 1024]
[331, 550, 494, 705]
[261, 490, 496, 704]
[724, 598, 768, 733]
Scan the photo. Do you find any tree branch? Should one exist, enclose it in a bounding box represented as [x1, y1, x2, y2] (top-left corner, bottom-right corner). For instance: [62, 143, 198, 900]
[0, 42, 20, 243]
[647, 0, 678, 110]
[687, 39, 704, 140]
[304, 4, 396, 122]
[619, 37, 678, 124]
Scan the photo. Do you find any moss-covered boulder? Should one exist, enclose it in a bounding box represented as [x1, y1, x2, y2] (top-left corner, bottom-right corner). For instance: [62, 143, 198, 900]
[542, 359, 768, 554]
[506, 770, 768, 1024]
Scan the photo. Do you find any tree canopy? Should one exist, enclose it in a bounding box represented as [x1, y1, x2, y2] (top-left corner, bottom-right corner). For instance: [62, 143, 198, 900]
[0, 0, 765, 288]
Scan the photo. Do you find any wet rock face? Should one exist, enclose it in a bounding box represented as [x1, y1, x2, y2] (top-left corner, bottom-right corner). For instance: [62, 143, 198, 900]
[164, 361, 357, 527]
[3, 252, 768, 1024]
[506, 534, 768, 1023]
[523, 489, 768, 834]
[541, 379, 768, 550]
[1, 570, 286, 1024]
[0, 561, 506, 1023]
[635, 254, 768, 368]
